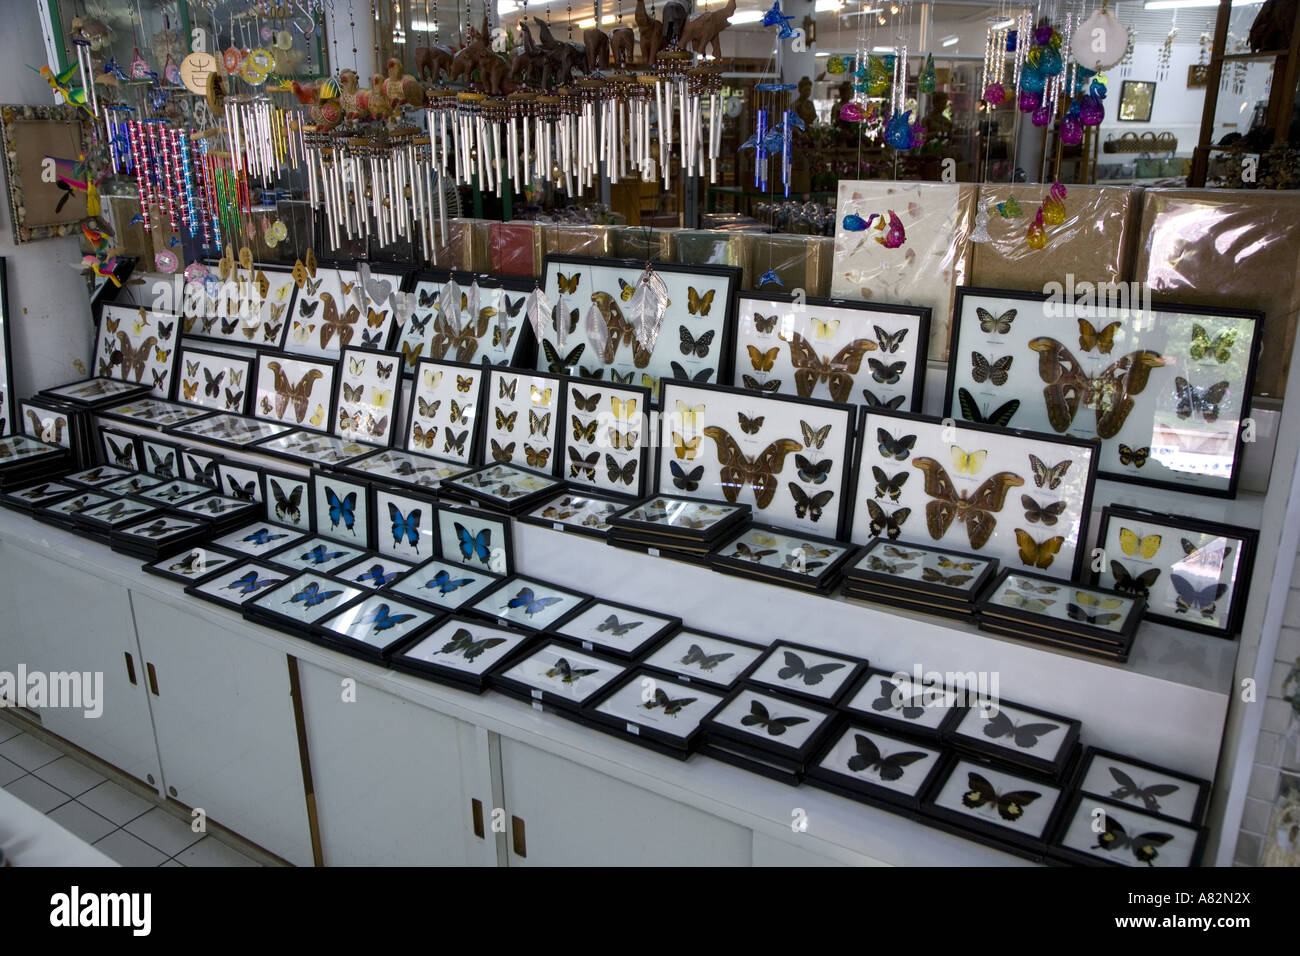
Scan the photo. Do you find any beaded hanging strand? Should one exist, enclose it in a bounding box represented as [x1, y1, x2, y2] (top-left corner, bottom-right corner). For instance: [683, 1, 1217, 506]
[372, 0, 381, 75]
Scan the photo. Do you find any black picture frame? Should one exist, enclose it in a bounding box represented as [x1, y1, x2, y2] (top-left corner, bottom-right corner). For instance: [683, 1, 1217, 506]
[138, 437, 183, 480]
[1048, 792, 1207, 868]
[310, 469, 374, 549]
[92, 303, 182, 400]
[490, 638, 627, 712]
[436, 502, 515, 577]
[398, 268, 535, 370]
[262, 471, 313, 531]
[179, 448, 221, 490]
[404, 355, 490, 465]
[805, 719, 949, 813]
[1070, 746, 1211, 827]
[701, 686, 838, 784]
[184, 560, 297, 611]
[639, 629, 768, 692]
[371, 485, 438, 561]
[945, 695, 1082, 780]
[94, 396, 212, 430]
[216, 461, 263, 505]
[174, 345, 254, 414]
[438, 462, 565, 513]
[1118, 80, 1156, 122]
[40, 377, 150, 408]
[920, 754, 1069, 857]
[0, 258, 14, 436]
[334, 345, 404, 447]
[606, 493, 751, 545]
[463, 573, 593, 633]
[481, 366, 567, 477]
[210, 522, 310, 561]
[561, 376, 653, 499]
[251, 351, 339, 434]
[164, 412, 293, 450]
[141, 546, 244, 585]
[516, 489, 633, 539]
[838, 667, 967, 743]
[580, 668, 729, 759]
[388, 557, 506, 613]
[546, 598, 681, 660]
[313, 593, 446, 663]
[743, 641, 868, 707]
[181, 262, 298, 350]
[98, 426, 141, 471]
[707, 522, 855, 592]
[242, 570, 369, 637]
[338, 554, 416, 590]
[388, 615, 537, 693]
[339, 447, 470, 492]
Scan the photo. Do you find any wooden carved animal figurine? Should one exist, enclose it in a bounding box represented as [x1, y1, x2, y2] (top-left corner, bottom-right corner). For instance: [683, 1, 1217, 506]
[534, 18, 586, 85]
[368, 74, 393, 118]
[679, 0, 736, 58]
[448, 39, 484, 86]
[584, 27, 610, 72]
[338, 70, 371, 120]
[661, 1, 688, 47]
[383, 58, 424, 108]
[474, 46, 510, 95]
[291, 80, 343, 130]
[635, 0, 666, 64]
[610, 26, 635, 69]
[414, 44, 455, 82]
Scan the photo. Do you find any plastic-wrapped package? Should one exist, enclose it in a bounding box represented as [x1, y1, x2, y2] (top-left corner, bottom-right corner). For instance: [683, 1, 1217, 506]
[543, 223, 613, 258]
[611, 225, 678, 261]
[675, 229, 751, 287]
[1135, 188, 1300, 399]
[426, 218, 490, 272]
[971, 184, 1135, 294]
[486, 220, 540, 276]
[831, 181, 977, 361]
[742, 234, 833, 297]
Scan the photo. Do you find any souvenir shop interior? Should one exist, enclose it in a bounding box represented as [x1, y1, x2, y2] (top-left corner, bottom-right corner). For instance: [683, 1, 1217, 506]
[0, 0, 1297, 870]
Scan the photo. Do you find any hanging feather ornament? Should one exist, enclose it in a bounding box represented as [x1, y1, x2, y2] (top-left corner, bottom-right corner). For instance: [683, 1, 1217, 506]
[627, 265, 669, 350]
[467, 279, 483, 332]
[441, 276, 464, 333]
[526, 286, 553, 343]
[586, 301, 608, 358]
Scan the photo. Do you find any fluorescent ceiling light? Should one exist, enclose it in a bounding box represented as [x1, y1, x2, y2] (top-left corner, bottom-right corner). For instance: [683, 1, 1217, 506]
[732, 10, 766, 23]
[815, 0, 844, 10]
[579, 17, 596, 27]
[942, 35, 959, 46]
[1145, 0, 1260, 7]
[410, 19, 440, 30]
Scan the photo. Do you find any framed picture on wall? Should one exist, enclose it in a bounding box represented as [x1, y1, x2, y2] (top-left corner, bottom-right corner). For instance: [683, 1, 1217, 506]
[0, 105, 96, 242]
[1118, 81, 1156, 122]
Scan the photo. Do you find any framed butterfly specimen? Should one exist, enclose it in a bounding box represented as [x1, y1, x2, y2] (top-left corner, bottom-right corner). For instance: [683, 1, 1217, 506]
[35, 491, 112, 529]
[391, 557, 504, 612]
[214, 461, 262, 505]
[243, 570, 366, 635]
[482, 368, 564, 477]
[1050, 792, 1207, 868]
[74, 497, 159, 536]
[40, 377, 149, 409]
[607, 494, 750, 557]
[708, 523, 853, 593]
[0, 478, 79, 514]
[399, 269, 533, 369]
[64, 464, 134, 489]
[99, 474, 166, 499]
[922, 757, 1067, 856]
[261, 472, 312, 531]
[109, 515, 209, 562]
[338, 554, 415, 591]
[438, 461, 564, 514]
[254, 430, 374, 468]
[174, 346, 254, 414]
[701, 687, 837, 783]
[841, 538, 997, 619]
[436, 504, 514, 577]
[640, 629, 766, 691]
[657, 380, 856, 540]
[562, 377, 652, 498]
[281, 262, 383, 360]
[493, 639, 624, 712]
[806, 723, 946, 811]
[746, 641, 866, 706]
[211, 522, 308, 560]
[142, 546, 243, 585]
[1073, 747, 1210, 827]
[139, 438, 182, 480]
[731, 293, 929, 413]
[166, 412, 291, 449]
[583, 668, 728, 759]
[405, 357, 486, 466]
[19, 399, 75, 451]
[1090, 505, 1256, 639]
[550, 599, 681, 659]
[327, 346, 404, 449]
[341, 448, 468, 493]
[314, 593, 443, 663]
[182, 263, 298, 350]
[946, 288, 1262, 497]
[465, 573, 591, 632]
[252, 352, 337, 432]
[98, 427, 140, 472]
[184, 560, 293, 610]
[373, 487, 436, 561]
[95, 396, 212, 429]
[839, 668, 964, 742]
[309, 470, 372, 548]
[329, 263, 408, 354]
[538, 254, 741, 402]
[389, 614, 535, 693]
[0, 258, 12, 436]
[93, 304, 182, 400]
[174, 493, 261, 533]
[518, 490, 630, 540]
[978, 568, 1144, 662]
[946, 694, 1081, 778]
[848, 406, 1098, 580]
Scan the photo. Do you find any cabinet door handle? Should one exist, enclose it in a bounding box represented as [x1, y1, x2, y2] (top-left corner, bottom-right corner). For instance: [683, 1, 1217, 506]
[146, 662, 159, 696]
[511, 815, 527, 858]
[124, 652, 137, 685]
[471, 798, 485, 839]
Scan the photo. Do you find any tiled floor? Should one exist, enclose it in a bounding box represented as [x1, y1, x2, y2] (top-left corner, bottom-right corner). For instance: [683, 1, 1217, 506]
[0, 718, 263, 867]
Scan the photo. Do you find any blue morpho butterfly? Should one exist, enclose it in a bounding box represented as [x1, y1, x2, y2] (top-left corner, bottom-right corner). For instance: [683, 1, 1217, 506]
[226, 571, 278, 595]
[365, 603, 417, 632]
[326, 486, 358, 533]
[288, 581, 343, 608]
[355, 564, 399, 587]
[302, 543, 346, 564]
[388, 502, 422, 551]
[757, 269, 784, 288]
[502, 587, 562, 617]
[427, 568, 474, 594]
[455, 521, 492, 564]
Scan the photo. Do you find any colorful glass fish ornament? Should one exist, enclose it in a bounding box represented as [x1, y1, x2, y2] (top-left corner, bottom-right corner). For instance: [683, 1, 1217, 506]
[839, 100, 865, 123]
[1026, 207, 1046, 250]
[995, 196, 1023, 219]
[842, 213, 868, 232]
[876, 211, 906, 249]
[866, 55, 891, 95]
[885, 110, 914, 149]
[827, 55, 846, 75]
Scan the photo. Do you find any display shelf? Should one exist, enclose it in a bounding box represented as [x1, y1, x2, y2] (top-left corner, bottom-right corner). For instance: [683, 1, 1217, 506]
[0, 782, 117, 867]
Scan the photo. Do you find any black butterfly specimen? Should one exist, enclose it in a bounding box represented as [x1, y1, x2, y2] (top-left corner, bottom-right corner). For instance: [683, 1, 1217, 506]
[1108, 767, 1179, 814]
[1173, 377, 1230, 423]
[862, 388, 906, 409]
[106, 436, 135, 467]
[679, 326, 715, 358]
[667, 460, 701, 491]
[1118, 444, 1150, 467]
[868, 358, 906, 385]
[777, 651, 844, 686]
[958, 388, 1020, 427]
[866, 500, 910, 539]
[790, 483, 833, 522]
[669, 362, 713, 383]
[874, 326, 908, 353]
[739, 699, 809, 736]
[961, 772, 1040, 822]
[702, 427, 802, 508]
[847, 734, 928, 781]
[680, 644, 733, 671]
[742, 374, 782, 393]
[785, 332, 876, 403]
[270, 479, 303, 524]
[542, 340, 585, 374]
[872, 679, 926, 719]
[795, 455, 831, 485]
[1092, 816, 1173, 866]
[871, 466, 908, 501]
[1021, 494, 1066, 526]
[605, 455, 636, 485]
[877, 429, 916, 461]
[266, 361, 324, 423]
[971, 351, 1013, 386]
[544, 657, 599, 683]
[596, 614, 642, 637]
[441, 628, 507, 662]
[1171, 574, 1229, 618]
[911, 458, 1023, 550]
[642, 688, 697, 716]
[1181, 538, 1232, 560]
[572, 389, 600, 413]
[225, 388, 244, 411]
[982, 710, 1059, 748]
[738, 412, 765, 435]
[1027, 338, 1166, 438]
[754, 313, 779, 334]
[1110, 560, 1160, 598]
[227, 475, 257, 501]
[568, 446, 598, 480]
[147, 447, 175, 478]
[731, 542, 777, 562]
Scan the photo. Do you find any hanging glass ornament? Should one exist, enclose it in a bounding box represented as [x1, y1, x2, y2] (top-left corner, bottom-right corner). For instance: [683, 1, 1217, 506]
[1026, 208, 1046, 249]
[919, 54, 937, 94]
[827, 55, 846, 75]
[1021, 67, 1045, 94]
[839, 101, 865, 122]
[885, 109, 913, 149]
[984, 82, 1007, 104]
[842, 213, 869, 231]
[1042, 182, 1068, 225]
[1019, 89, 1041, 112]
[1032, 104, 1052, 127]
[1039, 47, 1063, 76]
[995, 196, 1023, 218]
[1079, 93, 1105, 126]
[866, 55, 890, 95]
[1061, 106, 1083, 146]
[970, 202, 993, 244]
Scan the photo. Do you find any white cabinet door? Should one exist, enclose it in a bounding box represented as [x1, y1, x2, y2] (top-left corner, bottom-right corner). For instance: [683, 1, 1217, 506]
[131, 594, 314, 866]
[498, 738, 752, 866]
[298, 661, 497, 866]
[0, 544, 162, 789]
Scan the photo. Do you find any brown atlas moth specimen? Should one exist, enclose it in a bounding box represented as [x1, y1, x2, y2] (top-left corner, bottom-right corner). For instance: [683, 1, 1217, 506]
[702, 426, 802, 509]
[590, 292, 653, 367]
[785, 332, 877, 404]
[1026, 337, 1166, 439]
[266, 362, 324, 423]
[911, 457, 1024, 550]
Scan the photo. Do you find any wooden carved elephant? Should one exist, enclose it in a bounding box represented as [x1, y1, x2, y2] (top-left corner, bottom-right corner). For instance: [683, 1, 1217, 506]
[610, 27, 635, 70]
[414, 44, 454, 82]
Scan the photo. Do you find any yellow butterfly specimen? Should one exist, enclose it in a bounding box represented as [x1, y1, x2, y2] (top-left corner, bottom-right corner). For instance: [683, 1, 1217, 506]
[1075, 591, 1123, 610]
[530, 385, 553, 407]
[496, 409, 518, 432]
[641, 374, 657, 391]
[557, 272, 580, 295]
[373, 389, 392, 409]
[424, 369, 444, 389]
[458, 375, 474, 393]
[401, 342, 425, 364]
[341, 279, 357, 297]
[618, 277, 635, 302]
[410, 424, 437, 449]
[182, 380, 198, 401]
[673, 432, 701, 461]
[753, 532, 779, 547]
[133, 310, 149, 334]
[812, 317, 840, 340]
[309, 404, 326, 427]
[675, 400, 706, 431]
[950, 445, 988, 475]
[687, 287, 715, 315]
[1119, 528, 1162, 559]
[154, 347, 171, 363]
[1015, 529, 1064, 569]
[611, 396, 636, 420]
[748, 345, 779, 372]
